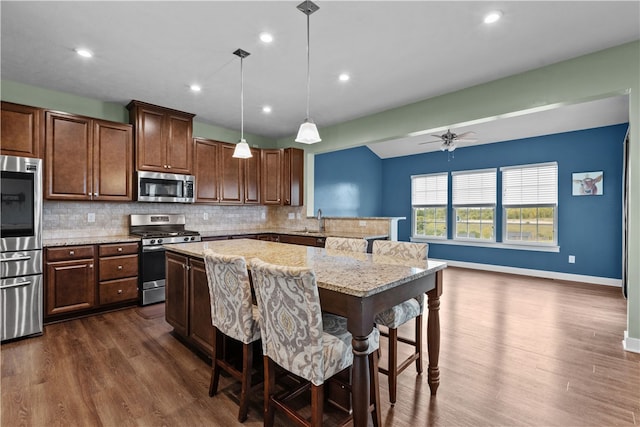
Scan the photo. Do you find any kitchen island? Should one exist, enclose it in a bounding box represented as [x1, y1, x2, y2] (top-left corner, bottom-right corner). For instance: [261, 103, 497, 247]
[164, 239, 446, 427]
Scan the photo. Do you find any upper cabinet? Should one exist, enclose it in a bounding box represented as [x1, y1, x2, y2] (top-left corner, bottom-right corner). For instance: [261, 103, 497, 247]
[45, 111, 133, 201]
[1, 102, 44, 158]
[261, 147, 303, 206]
[193, 138, 260, 205]
[127, 100, 195, 174]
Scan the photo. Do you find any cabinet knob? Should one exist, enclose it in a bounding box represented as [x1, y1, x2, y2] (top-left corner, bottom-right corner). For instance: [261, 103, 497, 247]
[69, 250, 75, 255]
[89, 264, 94, 269]
[117, 289, 123, 294]
[117, 265, 123, 270]
[117, 247, 123, 252]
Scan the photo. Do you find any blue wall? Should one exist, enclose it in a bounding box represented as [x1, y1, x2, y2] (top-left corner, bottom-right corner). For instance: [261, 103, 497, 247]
[315, 124, 628, 279]
[314, 146, 382, 217]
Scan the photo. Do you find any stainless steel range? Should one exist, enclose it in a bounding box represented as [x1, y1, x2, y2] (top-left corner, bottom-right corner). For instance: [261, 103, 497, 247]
[129, 214, 201, 305]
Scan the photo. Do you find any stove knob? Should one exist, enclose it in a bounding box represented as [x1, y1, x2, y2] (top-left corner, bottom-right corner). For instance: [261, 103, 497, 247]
[190, 236, 196, 241]
[150, 239, 156, 245]
[184, 237, 190, 242]
[157, 238, 163, 244]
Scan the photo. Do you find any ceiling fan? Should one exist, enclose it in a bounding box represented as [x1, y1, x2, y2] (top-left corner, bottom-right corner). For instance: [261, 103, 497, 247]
[419, 129, 478, 152]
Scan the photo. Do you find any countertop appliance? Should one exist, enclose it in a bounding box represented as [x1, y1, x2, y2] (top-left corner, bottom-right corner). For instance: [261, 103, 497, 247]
[1, 155, 43, 341]
[137, 171, 195, 204]
[129, 214, 201, 305]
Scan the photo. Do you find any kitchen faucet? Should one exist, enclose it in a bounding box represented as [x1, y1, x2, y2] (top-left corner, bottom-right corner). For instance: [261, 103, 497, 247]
[317, 208, 325, 232]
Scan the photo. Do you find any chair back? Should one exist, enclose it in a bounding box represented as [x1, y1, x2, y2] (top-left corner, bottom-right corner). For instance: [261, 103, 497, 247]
[203, 250, 258, 344]
[325, 236, 367, 253]
[372, 240, 428, 261]
[250, 258, 327, 385]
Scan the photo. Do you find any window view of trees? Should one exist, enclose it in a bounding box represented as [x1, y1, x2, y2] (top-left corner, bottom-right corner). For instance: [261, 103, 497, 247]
[414, 207, 447, 237]
[455, 207, 494, 240]
[505, 207, 555, 242]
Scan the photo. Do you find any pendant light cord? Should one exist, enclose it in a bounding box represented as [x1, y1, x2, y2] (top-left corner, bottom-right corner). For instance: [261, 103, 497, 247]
[306, 7, 311, 120]
[240, 56, 244, 140]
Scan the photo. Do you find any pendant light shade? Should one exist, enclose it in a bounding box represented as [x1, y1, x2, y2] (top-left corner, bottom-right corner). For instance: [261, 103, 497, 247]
[232, 48, 253, 159]
[295, 0, 321, 144]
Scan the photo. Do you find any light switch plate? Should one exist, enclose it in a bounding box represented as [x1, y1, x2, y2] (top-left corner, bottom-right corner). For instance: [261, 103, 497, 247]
[288, 213, 295, 219]
[568, 255, 575, 263]
[88, 213, 95, 223]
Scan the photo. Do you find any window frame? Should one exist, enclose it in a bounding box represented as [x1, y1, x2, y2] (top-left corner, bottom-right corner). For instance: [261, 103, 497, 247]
[411, 172, 448, 240]
[451, 168, 497, 242]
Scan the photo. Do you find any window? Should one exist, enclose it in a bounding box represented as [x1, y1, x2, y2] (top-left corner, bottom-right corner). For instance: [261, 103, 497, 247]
[412, 173, 447, 239]
[501, 162, 558, 244]
[452, 169, 496, 241]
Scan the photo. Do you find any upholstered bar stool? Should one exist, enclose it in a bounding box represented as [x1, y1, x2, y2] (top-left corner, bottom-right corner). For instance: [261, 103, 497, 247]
[250, 258, 381, 427]
[324, 236, 368, 253]
[203, 250, 261, 423]
[372, 240, 428, 405]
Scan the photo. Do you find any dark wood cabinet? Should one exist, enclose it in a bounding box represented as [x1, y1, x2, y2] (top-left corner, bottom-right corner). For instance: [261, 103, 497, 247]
[279, 234, 325, 247]
[45, 246, 96, 316]
[194, 138, 260, 205]
[166, 252, 189, 337]
[45, 111, 133, 201]
[1, 102, 44, 158]
[188, 258, 214, 355]
[261, 147, 304, 206]
[45, 242, 139, 322]
[127, 100, 195, 174]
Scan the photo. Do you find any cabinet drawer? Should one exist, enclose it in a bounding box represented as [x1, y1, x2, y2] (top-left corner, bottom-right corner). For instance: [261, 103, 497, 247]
[99, 277, 139, 304]
[99, 255, 138, 281]
[46, 245, 95, 262]
[99, 242, 139, 257]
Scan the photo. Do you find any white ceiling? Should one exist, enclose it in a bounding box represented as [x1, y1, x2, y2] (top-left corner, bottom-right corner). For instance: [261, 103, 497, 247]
[1, 1, 638, 157]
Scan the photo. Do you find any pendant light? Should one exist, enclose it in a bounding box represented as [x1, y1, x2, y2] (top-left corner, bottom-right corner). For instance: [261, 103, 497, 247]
[295, 0, 321, 144]
[232, 48, 252, 159]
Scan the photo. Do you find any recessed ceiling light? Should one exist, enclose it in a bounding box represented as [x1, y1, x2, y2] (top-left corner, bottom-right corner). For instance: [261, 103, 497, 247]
[190, 84, 202, 92]
[262, 105, 272, 114]
[484, 10, 503, 24]
[75, 48, 93, 58]
[338, 73, 350, 82]
[259, 32, 274, 43]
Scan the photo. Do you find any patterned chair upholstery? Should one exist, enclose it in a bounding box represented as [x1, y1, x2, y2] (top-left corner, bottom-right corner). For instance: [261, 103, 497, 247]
[250, 258, 381, 427]
[203, 250, 260, 423]
[325, 236, 368, 253]
[372, 240, 428, 405]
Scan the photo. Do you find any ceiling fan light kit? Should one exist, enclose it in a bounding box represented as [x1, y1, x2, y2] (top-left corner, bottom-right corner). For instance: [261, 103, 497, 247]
[232, 48, 253, 159]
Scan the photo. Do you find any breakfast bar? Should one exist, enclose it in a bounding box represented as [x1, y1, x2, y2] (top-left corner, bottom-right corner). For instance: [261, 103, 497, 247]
[164, 239, 447, 426]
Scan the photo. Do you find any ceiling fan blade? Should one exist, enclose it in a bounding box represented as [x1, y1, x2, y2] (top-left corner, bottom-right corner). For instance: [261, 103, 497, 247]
[455, 131, 476, 139]
[430, 134, 444, 139]
[455, 138, 478, 143]
[418, 139, 443, 145]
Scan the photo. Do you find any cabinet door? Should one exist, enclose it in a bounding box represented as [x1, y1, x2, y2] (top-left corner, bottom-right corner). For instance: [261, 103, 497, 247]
[134, 106, 166, 172]
[1, 102, 43, 158]
[219, 143, 243, 204]
[194, 138, 221, 203]
[45, 111, 93, 200]
[165, 252, 189, 336]
[46, 259, 95, 315]
[261, 149, 282, 205]
[243, 147, 261, 204]
[93, 120, 133, 200]
[189, 258, 214, 355]
[166, 114, 193, 174]
[287, 147, 304, 207]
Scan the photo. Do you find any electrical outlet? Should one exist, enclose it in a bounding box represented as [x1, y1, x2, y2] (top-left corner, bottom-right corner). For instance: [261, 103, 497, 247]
[87, 213, 95, 223]
[568, 255, 575, 264]
[288, 213, 295, 220]
[296, 213, 301, 220]
[261, 212, 266, 220]
[359, 220, 367, 227]
[203, 212, 209, 220]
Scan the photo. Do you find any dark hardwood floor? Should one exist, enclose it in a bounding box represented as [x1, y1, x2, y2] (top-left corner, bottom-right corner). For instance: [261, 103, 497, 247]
[2, 267, 639, 426]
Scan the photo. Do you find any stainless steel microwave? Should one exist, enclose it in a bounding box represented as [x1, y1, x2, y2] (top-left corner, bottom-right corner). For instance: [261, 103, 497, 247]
[137, 171, 195, 203]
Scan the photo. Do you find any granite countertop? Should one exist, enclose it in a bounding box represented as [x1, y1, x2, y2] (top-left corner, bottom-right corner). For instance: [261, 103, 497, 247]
[165, 239, 446, 297]
[43, 235, 140, 247]
[199, 228, 389, 240]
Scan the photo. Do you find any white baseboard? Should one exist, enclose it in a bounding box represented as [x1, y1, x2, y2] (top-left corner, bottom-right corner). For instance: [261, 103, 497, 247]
[433, 259, 622, 287]
[623, 331, 640, 354]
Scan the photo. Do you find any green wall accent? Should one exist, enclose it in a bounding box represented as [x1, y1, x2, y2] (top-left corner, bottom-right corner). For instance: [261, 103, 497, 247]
[0, 80, 275, 147]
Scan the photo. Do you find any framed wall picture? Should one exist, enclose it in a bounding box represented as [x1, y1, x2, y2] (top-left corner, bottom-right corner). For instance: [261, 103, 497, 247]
[572, 171, 603, 196]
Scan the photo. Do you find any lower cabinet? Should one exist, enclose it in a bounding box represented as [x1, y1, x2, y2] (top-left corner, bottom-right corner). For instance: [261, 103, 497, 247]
[279, 234, 326, 247]
[165, 252, 214, 356]
[45, 242, 139, 322]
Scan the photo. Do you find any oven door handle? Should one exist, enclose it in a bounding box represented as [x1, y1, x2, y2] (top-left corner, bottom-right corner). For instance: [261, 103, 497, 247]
[0, 280, 31, 290]
[1, 256, 31, 262]
[142, 245, 166, 252]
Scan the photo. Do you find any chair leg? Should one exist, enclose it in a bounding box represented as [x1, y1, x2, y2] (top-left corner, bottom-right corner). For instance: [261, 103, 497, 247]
[263, 356, 276, 427]
[209, 328, 221, 397]
[237, 342, 253, 423]
[310, 384, 324, 427]
[369, 351, 382, 427]
[416, 314, 423, 374]
[388, 327, 398, 405]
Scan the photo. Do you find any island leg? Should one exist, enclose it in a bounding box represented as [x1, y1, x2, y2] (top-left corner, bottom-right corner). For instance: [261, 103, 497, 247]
[351, 335, 371, 427]
[427, 269, 443, 395]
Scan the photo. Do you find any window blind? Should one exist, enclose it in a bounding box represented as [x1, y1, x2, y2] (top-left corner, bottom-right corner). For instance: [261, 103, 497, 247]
[452, 169, 496, 206]
[501, 162, 558, 205]
[412, 173, 448, 205]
